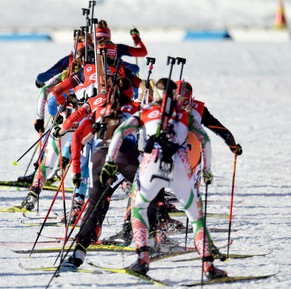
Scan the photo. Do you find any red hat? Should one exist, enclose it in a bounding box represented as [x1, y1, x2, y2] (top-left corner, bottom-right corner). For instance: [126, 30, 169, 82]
[97, 42, 117, 58]
[96, 26, 111, 40]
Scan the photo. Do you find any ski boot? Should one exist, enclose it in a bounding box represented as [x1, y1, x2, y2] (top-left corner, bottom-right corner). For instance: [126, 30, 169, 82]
[21, 186, 41, 211]
[127, 246, 150, 275]
[46, 157, 70, 186]
[102, 221, 133, 246]
[61, 193, 85, 225]
[159, 217, 187, 234]
[204, 263, 228, 280]
[63, 244, 86, 268]
[149, 230, 180, 254]
[17, 172, 35, 184]
[120, 179, 132, 195]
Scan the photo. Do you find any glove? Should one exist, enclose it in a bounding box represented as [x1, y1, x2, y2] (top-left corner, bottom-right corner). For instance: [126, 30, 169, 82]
[52, 125, 63, 138]
[55, 114, 64, 125]
[100, 161, 118, 186]
[130, 27, 140, 37]
[35, 79, 45, 88]
[203, 171, 213, 185]
[230, 144, 243, 155]
[34, 119, 44, 133]
[72, 173, 82, 188]
[66, 94, 79, 108]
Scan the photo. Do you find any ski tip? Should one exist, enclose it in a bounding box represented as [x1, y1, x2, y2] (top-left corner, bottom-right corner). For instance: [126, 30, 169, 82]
[12, 161, 18, 166]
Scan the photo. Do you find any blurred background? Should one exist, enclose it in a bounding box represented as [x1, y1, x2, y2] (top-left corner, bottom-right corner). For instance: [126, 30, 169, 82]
[0, 0, 290, 43]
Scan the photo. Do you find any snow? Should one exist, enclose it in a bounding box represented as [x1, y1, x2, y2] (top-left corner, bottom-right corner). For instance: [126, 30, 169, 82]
[1, 1, 291, 289]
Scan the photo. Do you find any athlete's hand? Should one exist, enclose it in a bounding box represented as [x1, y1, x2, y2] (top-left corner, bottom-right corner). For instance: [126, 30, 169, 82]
[230, 144, 243, 155]
[35, 79, 45, 88]
[72, 173, 82, 188]
[52, 125, 63, 138]
[34, 119, 45, 133]
[203, 171, 213, 185]
[100, 161, 118, 186]
[66, 94, 79, 108]
[130, 27, 140, 37]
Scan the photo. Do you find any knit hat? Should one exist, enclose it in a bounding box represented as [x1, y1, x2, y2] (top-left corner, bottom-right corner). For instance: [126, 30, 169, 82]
[96, 20, 111, 40]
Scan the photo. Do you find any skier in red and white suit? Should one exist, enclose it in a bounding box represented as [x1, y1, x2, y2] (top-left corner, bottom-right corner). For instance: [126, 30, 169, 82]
[100, 78, 227, 280]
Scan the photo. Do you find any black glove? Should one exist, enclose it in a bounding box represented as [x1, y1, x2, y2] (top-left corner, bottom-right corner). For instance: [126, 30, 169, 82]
[55, 114, 64, 125]
[35, 79, 45, 88]
[52, 125, 62, 138]
[100, 161, 118, 186]
[130, 27, 140, 37]
[34, 119, 44, 133]
[66, 94, 79, 108]
[203, 171, 213, 185]
[72, 173, 82, 188]
[230, 144, 243, 155]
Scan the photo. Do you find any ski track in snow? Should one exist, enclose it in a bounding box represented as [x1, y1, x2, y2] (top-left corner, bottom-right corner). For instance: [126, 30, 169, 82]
[1, 2, 291, 287]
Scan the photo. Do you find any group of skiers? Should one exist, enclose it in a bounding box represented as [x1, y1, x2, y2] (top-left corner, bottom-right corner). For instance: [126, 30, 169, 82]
[17, 8, 243, 281]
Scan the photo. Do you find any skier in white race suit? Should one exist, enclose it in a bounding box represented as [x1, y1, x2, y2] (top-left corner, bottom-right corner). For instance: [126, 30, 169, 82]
[100, 77, 227, 280]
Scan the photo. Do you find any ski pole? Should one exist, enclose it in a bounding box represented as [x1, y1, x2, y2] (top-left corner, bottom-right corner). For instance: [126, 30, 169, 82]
[12, 129, 50, 165]
[29, 160, 72, 257]
[58, 137, 69, 248]
[184, 217, 189, 250]
[226, 153, 238, 258]
[23, 117, 52, 176]
[200, 183, 209, 287]
[53, 194, 89, 266]
[46, 185, 112, 289]
[33, 104, 67, 167]
[36, 131, 44, 213]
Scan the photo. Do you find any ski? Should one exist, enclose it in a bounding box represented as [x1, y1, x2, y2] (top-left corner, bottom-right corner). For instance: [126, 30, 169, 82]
[209, 227, 239, 233]
[179, 272, 278, 287]
[19, 263, 101, 274]
[0, 240, 61, 248]
[87, 259, 169, 286]
[150, 240, 233, 262]
[0, 180, 73, 192]
[22, 212, 58, 220]
[150, 248, 197, 262]
[169, 211, 231, 219]
[20, 220, 71, 227]
[38, 234, 74, 242]
[0, 206, 30, 213]
[172, 251, 272, 263]
[11, 243, 136, 254]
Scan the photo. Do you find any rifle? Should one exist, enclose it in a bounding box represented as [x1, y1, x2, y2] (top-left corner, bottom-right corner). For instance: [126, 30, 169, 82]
[91, 18, 99, 93]
[88, 1, 96, 34]
[157, 56, 176, 137]
[141, 57, 156, 106]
